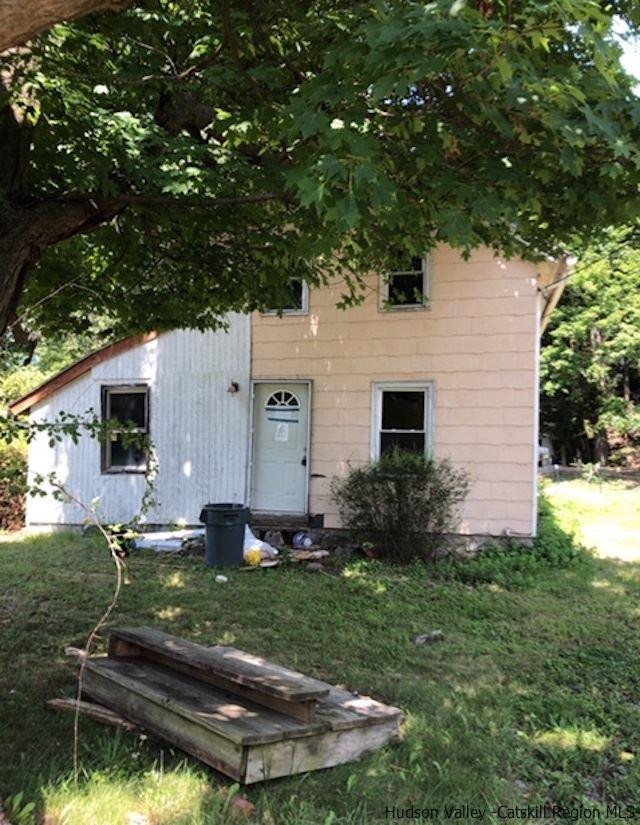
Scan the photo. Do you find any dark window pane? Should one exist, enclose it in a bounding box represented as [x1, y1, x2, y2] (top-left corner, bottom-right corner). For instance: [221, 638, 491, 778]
[382, 391, 424, 430]
[109, 392, 146, 427]
[389, 271, 424, 306]
[267, 278, 304, 311]
[380, 432, 425, 455]
[109, 437, 146, 468]
[286, 278, 304, 309]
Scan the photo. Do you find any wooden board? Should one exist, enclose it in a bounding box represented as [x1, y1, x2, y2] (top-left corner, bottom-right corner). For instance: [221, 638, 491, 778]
[315, 687, 403, 731]
[245, 718, 401, 783]
[110, 635, 318, 722]
[83, 664, 247, 781]
[85, 657, 328, 745]
[108, 628, 330, 703]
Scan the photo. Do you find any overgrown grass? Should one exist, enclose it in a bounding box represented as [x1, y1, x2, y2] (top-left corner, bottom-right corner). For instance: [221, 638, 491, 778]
[1, 481, 639, 823]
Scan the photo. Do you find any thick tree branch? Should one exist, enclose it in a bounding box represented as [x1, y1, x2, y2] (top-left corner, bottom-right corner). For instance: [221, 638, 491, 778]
[47, 191, 284, 209]
[0, 0, 134, 51]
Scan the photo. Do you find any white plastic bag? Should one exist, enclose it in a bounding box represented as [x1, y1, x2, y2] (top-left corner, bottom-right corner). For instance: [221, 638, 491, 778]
[243, 525, 278, 560]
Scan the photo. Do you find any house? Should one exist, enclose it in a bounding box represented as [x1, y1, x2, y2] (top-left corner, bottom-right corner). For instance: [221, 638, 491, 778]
[9, 246, 565, 538]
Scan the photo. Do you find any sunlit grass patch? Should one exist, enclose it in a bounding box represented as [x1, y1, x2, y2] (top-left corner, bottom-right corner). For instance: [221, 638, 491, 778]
[531, 727, 610, 752]
[43, 766, 221, 825]
[545, 479, 640, 560]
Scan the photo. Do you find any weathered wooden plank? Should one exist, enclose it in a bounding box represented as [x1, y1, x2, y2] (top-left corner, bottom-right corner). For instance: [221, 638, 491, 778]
[83, 666, 247, 781]
[115, 640, 318, 722]
[316, 688, 404, 732]
[109, 627, 330, 702]
[46, 698, 139, 731]
[85, 657, 329, 745]
[244, 718, 402, 783]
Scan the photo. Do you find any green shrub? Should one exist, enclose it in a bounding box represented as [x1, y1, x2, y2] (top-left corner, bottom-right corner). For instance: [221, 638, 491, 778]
[0, 440, 27, 531]
[331, 449, 470, 563]
[432, 491, 587, 587]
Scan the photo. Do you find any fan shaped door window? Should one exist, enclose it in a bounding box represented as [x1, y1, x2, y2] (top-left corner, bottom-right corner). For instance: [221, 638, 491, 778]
[251, 383, 309, 513]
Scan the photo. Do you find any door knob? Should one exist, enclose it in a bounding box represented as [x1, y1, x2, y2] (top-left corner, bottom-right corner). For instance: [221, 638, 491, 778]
[301, 457, 307, 466]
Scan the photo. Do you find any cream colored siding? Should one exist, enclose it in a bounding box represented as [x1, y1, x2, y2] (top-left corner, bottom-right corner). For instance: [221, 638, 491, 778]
[26, 322, 250, 527]
[252, 246, 539, 536]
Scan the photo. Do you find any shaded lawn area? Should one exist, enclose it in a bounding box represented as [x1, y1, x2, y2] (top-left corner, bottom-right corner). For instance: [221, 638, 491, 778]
[1, 484, 640, 823]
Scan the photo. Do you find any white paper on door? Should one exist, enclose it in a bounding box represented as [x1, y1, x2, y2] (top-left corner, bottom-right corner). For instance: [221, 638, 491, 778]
[274, 422, 289, 442]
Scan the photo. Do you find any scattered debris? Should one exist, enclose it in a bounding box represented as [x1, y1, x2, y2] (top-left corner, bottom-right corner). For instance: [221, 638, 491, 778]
[134, 529, 204, 553]
[292, 530, 313, 549]
[413, 630, 444, 644]
[263, 529, 285, 548]
[230, 796, 256, 819]
[291, 549, 329, 562]
[181, 535, 206, 557]
[214, 574, 229, 583]
[126, 814, 149, 825]
[47, 698, 139, 731]
[333, 545, 356, 558]
[64, 645, 87, 660]
[513, 779, 535, 799]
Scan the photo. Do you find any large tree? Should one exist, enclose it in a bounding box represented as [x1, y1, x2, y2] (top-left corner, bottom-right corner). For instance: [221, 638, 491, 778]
[2, 0, 640, 345]
[541, 225, 640, 466]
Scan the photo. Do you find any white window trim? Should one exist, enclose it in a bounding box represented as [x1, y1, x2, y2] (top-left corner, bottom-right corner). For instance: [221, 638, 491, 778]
[379, 253, 432, 311]
[371, 381, 435, 460]
[102, 384, 149, 474]
[261, 280, 310, 316]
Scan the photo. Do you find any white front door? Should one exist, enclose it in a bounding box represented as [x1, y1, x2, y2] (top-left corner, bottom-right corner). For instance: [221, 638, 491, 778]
[251, 383, 309, 513]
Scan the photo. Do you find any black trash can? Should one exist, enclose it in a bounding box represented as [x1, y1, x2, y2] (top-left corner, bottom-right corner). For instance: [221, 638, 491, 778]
[199, 503, 250, 567]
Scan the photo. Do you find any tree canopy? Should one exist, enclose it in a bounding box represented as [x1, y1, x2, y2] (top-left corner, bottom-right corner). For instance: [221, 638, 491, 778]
[2, 0, 640, 349]
[541, 225, 640, 466]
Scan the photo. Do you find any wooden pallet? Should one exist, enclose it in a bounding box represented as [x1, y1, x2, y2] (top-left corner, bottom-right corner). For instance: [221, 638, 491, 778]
[83, 627, 403, 783]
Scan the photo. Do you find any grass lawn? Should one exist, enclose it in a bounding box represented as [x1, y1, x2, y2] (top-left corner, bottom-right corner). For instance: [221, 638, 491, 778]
[1, 480, 640, 824]
[545, 479, 640, 562]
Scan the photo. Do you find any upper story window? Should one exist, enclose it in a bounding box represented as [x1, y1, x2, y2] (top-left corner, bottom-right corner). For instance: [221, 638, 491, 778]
[101, 385, 149, 473]
[263, 278, 309, 316]
[381, 253, 431, 310]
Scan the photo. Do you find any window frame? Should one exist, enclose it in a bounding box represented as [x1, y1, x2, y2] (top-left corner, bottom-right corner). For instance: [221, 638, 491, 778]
[379, 253, 432, 311]
[262, 279, 310, 316]
[101, 384, 150, 474]
[371, 381, 435, 460]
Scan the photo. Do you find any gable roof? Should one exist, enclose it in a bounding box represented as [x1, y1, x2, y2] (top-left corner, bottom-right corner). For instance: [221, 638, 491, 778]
[8, 331, 159, 416]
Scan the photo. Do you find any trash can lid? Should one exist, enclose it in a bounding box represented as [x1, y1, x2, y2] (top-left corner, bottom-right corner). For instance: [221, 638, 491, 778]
[200, 502, 247, 510]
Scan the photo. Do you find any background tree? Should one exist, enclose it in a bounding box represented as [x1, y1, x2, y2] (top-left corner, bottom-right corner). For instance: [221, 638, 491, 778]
[541, 225, 640, 467]
[1, 0, 640, 353]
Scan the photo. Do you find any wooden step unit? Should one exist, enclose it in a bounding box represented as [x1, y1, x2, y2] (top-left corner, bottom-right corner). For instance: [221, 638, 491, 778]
[84, 627, 403, 783]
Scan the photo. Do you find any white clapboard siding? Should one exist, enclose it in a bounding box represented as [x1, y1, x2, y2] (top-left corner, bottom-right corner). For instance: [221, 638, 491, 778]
[26, 320, 251, 528]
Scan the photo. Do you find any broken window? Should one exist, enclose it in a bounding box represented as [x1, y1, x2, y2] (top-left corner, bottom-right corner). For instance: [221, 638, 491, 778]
[101, 386, 149, 472]
[383, 254, 430, 309]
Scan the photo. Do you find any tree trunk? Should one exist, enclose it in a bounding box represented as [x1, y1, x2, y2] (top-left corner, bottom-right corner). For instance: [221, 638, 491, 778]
[594, 431, 609, 465]
[0, 0, 134, 52]
[0, 198, 124, 340]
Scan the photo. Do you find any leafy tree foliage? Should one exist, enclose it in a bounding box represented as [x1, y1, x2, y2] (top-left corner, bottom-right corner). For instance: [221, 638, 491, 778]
[2, 0, 640, 347]
[541, 226, 640, 466]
